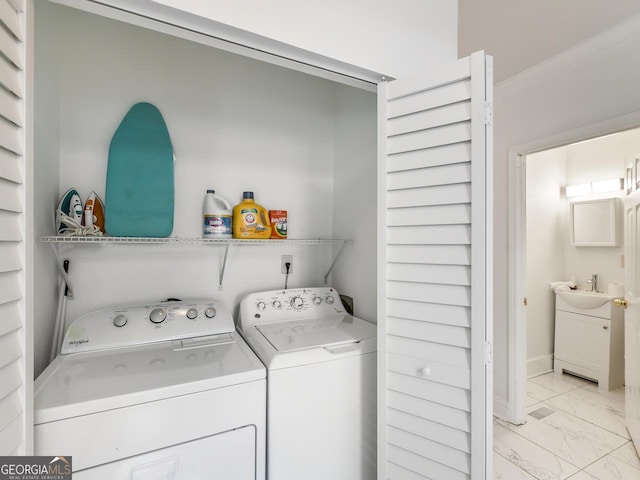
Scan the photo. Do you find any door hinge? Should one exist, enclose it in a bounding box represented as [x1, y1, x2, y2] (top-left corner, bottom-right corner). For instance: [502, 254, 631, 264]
[484, 101, 493, 126]
[484, 340, 493, 365]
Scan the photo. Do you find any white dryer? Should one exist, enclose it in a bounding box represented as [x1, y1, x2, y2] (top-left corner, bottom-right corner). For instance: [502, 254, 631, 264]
[35, 300, 266, 480]
[238, 287, 377, 480]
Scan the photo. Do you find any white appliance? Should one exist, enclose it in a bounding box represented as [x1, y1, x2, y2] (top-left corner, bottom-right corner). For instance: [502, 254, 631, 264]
[238, 287, 377, 480]
[35, 300, 266, 480]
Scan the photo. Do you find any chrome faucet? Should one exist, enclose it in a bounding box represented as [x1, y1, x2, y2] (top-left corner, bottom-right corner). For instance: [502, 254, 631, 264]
[586, 274, 598, 292]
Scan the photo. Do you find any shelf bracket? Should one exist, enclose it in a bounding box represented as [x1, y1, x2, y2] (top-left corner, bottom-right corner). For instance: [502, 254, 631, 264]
[38, 236, 352, 292]
[48, 243, 74, 299]
[218, 243, 230, 290]
[323, 241, 348, 285]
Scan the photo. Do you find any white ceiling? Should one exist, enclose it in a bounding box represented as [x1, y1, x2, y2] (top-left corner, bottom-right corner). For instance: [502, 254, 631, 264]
[458, 0, 640, 83]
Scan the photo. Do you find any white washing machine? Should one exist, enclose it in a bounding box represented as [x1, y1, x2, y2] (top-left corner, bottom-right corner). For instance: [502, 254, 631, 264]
[35, 300, 266, 480]
[237, 287, 377, 480]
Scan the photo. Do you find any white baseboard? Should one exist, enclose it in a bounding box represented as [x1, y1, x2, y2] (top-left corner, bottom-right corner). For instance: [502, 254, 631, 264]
[493, 393, 509, 421]
[527, 354, 554, 378]
[494, 355, 554, 425]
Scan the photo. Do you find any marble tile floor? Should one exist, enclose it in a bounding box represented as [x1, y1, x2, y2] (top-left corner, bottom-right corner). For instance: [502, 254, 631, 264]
[494, 372, 640, 480]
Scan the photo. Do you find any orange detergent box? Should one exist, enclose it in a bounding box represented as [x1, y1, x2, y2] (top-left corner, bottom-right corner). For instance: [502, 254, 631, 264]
[269, 210, 287, 239]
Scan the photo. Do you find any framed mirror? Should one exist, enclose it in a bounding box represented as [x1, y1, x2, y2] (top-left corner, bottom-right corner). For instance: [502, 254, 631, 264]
[570, 198, 620, 247]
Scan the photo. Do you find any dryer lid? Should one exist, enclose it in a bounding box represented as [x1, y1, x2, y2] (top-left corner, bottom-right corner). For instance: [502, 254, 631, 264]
[256, 314, 376, 352]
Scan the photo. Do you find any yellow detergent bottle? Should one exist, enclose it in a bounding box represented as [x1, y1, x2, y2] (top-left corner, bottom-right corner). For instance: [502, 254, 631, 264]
[233, 191, 272, 239]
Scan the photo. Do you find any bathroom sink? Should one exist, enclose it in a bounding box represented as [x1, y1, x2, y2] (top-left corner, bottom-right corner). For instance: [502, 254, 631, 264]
[556, 290, 616, 309]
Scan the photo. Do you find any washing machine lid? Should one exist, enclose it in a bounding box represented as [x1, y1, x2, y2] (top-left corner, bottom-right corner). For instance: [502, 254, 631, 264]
[34, 332, 265, 424]
[255, 314, 376, 352]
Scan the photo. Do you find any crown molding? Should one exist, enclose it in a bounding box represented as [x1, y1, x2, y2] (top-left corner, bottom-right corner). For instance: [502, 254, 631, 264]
[495, 12, 640, 99]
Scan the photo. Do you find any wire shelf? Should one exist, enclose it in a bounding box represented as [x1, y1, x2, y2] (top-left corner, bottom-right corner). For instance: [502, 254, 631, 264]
[38, 236, 350, 246]
[39, 236, 351, 291]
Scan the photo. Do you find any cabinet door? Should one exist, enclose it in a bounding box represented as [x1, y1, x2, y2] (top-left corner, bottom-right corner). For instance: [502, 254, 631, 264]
[378, 51, 492, 480]
[555, 311, 609, 374]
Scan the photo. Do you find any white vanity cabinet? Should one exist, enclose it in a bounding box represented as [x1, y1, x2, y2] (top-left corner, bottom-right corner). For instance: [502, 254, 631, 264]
[554, 292, 625, 390]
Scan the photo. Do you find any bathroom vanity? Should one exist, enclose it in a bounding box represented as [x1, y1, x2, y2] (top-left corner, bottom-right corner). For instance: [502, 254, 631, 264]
[554, 290, 625, 390]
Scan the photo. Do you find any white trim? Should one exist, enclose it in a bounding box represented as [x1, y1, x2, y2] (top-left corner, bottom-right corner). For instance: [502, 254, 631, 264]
[48, 0, 384, 92]
[527, 354, 554, 378]
[484, 53, 494, 477]
[23, 0, 34, 455]
[495, 12, 640, 98]
[509, 110, 640, 156]
[376, 80, 388, 480]
[470, 50, 492, 480]
[7, 1, 25, 13]
[507, 152, 527, 425]
[493, 393, 509, 421]
[507, 109, 640, 424]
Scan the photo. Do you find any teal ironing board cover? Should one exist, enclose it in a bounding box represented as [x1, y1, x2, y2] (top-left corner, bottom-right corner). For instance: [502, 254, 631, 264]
[105, 102, 174, 237]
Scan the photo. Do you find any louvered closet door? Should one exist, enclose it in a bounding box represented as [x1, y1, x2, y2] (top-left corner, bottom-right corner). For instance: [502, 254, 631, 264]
[0, 0, 26, 455]
[378, 51, 493, 480]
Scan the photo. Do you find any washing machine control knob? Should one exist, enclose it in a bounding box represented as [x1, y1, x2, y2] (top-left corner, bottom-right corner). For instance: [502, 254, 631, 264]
[149, 307, 166, 324]
[312, 296, 322, 305]
[325, 295, 335, 305]
[186, 308, 198, 319]
[290, 296, 304, 309]
[256, 302, 267, 311]
[113, 314, 127, 327]
[272, 300, 282, 309]
[205, 306, 217, 318]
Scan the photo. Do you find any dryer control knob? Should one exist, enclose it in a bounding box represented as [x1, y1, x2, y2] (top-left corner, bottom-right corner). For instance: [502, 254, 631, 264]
[325, 295, 335, 305]
[149, 308, 166, 324]
[186, 308, 198, 319]
[256, 302, 267, 311]
[312, 296, 322, 305]
[113, 314, 127, 327]
[290, 296, 304, 309]
[272, 300, 282, 309]
[205, 306, 217, 318]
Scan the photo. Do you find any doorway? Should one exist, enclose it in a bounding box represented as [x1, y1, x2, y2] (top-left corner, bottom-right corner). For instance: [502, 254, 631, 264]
[524, 130, 636, 383]
[495, 128, 640, 479]
[508, 118, 640, 426]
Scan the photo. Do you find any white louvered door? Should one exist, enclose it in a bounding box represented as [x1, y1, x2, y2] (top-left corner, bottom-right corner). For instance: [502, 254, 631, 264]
[378, 51, 493, 479]
[0, 0, 27, 456]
